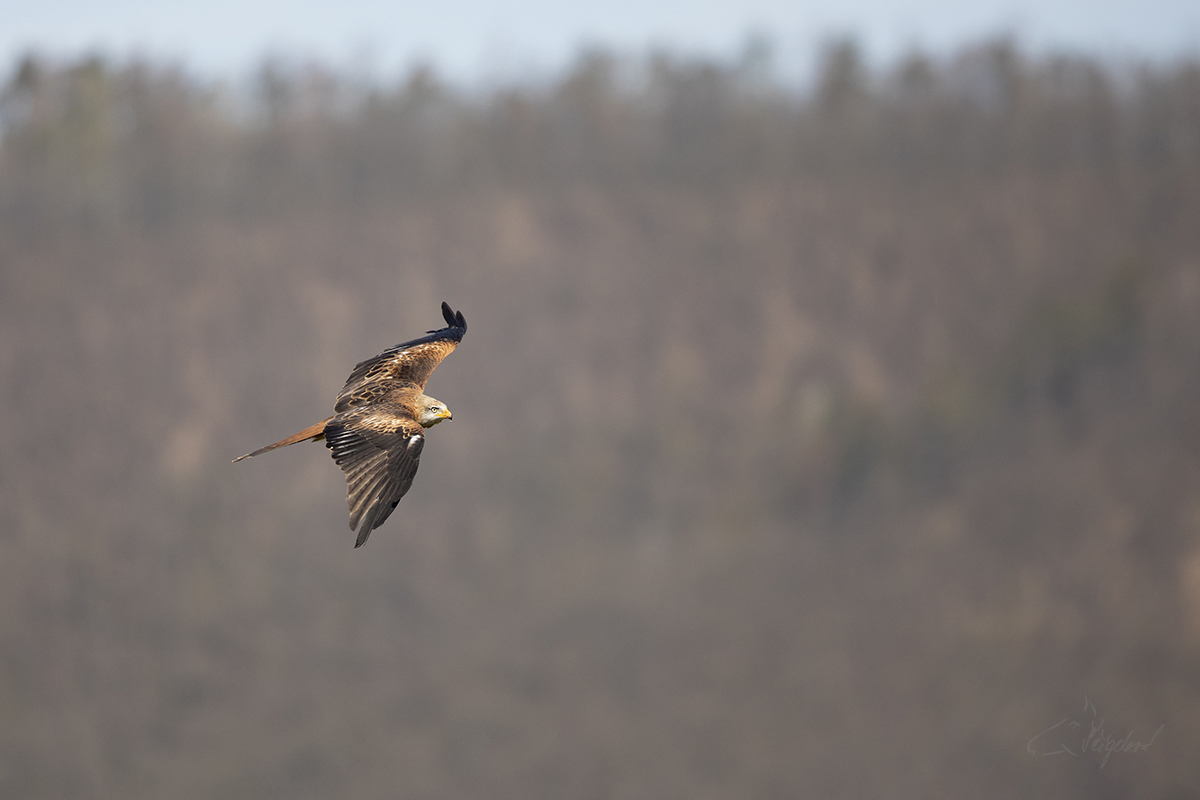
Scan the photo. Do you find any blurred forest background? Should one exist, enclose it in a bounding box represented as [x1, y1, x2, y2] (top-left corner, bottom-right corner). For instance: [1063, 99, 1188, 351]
[1, 37, 1199, 798]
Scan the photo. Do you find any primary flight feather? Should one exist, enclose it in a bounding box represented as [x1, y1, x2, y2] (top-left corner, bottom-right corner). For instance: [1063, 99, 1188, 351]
[234, 302, 467, 548]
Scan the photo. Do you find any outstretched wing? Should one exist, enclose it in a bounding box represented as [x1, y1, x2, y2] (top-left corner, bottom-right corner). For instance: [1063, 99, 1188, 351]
[334, 302, 466, 412]
[324, 408, 427, 548]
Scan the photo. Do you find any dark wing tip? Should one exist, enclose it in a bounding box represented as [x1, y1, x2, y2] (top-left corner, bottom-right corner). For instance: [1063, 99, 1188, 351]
[440, 301, 466, 332]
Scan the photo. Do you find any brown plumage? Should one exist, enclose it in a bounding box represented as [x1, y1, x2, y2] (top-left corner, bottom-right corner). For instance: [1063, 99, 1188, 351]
[234, 302, 467, 547]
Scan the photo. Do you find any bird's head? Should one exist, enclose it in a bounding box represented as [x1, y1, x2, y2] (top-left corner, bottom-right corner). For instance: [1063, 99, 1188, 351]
[417, 396, 453, 427]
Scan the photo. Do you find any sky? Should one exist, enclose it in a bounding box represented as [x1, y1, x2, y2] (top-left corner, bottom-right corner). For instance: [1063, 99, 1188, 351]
[1, 0, 1198, 84]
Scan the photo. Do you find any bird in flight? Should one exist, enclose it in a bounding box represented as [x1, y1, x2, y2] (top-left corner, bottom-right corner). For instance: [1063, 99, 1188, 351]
[234, 302, 467, 547]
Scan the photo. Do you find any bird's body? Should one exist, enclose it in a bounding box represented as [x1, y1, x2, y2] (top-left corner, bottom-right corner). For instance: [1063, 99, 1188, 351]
[234, 302, 466, 547]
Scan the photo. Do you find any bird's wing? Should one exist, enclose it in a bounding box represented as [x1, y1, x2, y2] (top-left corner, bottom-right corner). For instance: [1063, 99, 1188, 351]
[334, 302, 466, 412]
[323, 409, 427, 548]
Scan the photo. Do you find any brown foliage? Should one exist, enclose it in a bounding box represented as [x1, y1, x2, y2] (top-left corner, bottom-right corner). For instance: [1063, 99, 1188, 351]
[1, 42, 1199, 797]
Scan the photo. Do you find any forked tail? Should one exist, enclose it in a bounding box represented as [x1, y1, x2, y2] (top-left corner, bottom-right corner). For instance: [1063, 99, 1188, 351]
[232, 418, 333, 462]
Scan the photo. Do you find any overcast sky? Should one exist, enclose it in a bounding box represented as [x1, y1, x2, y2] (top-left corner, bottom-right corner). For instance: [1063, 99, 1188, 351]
[2, 0, 1198, 83]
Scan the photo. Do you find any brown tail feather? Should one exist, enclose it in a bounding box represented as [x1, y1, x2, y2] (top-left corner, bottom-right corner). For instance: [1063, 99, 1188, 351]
[232, 418, 333, 462]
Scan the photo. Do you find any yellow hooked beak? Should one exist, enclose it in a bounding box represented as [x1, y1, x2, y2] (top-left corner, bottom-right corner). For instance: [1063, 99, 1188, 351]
[438, 408, 453, 421]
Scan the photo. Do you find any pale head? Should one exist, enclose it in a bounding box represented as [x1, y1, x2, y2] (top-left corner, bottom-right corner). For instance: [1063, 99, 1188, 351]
[416, 394, 453, 427]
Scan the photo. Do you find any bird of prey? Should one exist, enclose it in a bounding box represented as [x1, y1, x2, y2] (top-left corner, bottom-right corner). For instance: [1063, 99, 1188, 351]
[234, 302, 467, 548]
